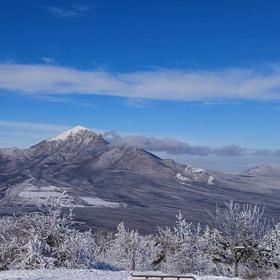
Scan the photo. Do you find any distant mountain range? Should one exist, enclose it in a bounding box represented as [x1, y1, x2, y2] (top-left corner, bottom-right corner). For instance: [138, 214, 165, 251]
[1, 126, 280, 233]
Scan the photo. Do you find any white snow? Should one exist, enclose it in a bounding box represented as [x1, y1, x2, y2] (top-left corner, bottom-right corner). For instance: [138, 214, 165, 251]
[48, 125, 91, 141]
[40, 185, 61, 191]
[185, 165, 205, 175]
[18, 185, 63, 199]
[0, 269, 129, 280]
[207, 176, 215, 185]
[81, 197, 125, 208]
[175, 165, 206, 185]
[0, 269, 241, 280]
[176, 165, 216, 186]
[18, 190, 62, 198]
[14, 183, 125, 208]
[175, 173, 192, 183]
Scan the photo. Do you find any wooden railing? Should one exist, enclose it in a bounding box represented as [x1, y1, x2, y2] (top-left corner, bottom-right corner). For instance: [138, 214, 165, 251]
[131, 273, 196, 280]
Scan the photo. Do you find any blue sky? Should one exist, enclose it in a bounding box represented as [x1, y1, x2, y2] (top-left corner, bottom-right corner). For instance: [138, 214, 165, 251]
[1, 0, 280, 171]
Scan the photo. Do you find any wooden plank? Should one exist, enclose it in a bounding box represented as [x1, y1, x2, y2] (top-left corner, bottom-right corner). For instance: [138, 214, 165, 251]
[131, 274, 195, 280]
[131, 278, 195, 280]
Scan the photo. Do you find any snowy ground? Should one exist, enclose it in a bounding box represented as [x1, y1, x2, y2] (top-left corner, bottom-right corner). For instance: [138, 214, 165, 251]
[0, 269, 240, 280]
[0, 269, 129, 280]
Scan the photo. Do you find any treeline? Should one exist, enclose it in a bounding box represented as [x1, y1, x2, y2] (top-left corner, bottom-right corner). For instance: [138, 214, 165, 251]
[0, 196, 279, 279]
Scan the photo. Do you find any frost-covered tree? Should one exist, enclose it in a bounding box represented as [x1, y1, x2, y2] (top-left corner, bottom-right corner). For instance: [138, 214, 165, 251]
[207, 200, 268, 277]
[154, 211, 216, 274]
[256, 223, 280, 278]
[0, 194, 97, 270]
[96, 222, 158, 271]
[0, 197, 277, 277]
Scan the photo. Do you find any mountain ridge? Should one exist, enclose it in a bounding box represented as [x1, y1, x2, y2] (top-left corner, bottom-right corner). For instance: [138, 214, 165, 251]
[242, 164, 280, 177]
[1, 126, 280, 233]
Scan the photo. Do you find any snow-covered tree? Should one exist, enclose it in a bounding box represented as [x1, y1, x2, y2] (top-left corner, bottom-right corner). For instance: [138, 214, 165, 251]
[0, 194, 97, 270]
[154, 211, 216, 274]
[253, 223, 280, 278]
[0, 197, 277, 278]
[207, 200, 268, 277]
[96, 222, 158, 271]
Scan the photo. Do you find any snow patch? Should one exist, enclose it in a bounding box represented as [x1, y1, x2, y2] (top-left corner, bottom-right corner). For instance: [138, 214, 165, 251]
[18, 185, 63, 199]
[176, 165, 215, 186]
[185, 165, 205, 176]
[48, 125, 91, 141]
[80, 197, 125, 208]
[175, 173, 192, 184]
[14, 182, 125, 208]
[175, 165, 206, 185]
[18, 190, 62, 199]
[207, 175, 215, 185]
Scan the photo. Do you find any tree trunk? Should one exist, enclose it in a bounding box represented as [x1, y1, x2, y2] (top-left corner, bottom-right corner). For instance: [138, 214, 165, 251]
[234, 251, 239, 278]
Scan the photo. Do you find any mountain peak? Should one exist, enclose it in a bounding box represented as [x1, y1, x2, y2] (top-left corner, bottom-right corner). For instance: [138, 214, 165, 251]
[30, 125, 108, 160]
[48, 125, 94, 142]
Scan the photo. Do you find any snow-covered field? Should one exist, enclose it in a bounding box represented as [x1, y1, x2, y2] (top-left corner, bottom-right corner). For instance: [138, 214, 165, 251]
[0, 269, 240, 280]
[0, 269, 129, 280]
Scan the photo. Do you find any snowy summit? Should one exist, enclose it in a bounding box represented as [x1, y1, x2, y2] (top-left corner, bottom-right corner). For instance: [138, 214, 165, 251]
[48, 125, 93, 141]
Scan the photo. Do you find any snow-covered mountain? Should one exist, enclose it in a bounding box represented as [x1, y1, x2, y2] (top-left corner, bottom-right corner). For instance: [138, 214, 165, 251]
[1, 126, 280, 233]
[47, 125, 93, 141]
[242, 164, 280, 177]
[29, 125, 108, 161]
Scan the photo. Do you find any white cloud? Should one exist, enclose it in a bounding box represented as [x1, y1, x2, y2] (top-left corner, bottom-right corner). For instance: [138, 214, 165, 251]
[41, 57, 56, 65]
[46, 5, 90, 18]
[1, 63, 280, 101]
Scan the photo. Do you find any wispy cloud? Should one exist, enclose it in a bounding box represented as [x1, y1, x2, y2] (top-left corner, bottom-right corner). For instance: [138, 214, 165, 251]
[123, 97, 151, 108]
[46, 5, 90, 18]
[41, 57, 56, 65]
[0, 120, 70, 148]
[214, 145, 245, 156]
[1, 63, 280, 101]
[0, 120, 69, 133]
[104, 130, 280, 157]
